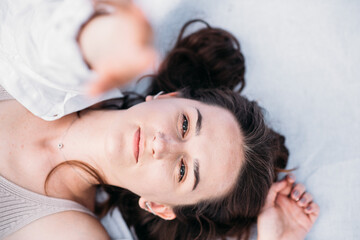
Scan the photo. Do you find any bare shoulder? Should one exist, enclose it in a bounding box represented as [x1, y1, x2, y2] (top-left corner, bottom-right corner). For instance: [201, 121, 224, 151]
[0, 99, 31, 125]
[7, 211, 110, 240]
[0, 99, 24, 114]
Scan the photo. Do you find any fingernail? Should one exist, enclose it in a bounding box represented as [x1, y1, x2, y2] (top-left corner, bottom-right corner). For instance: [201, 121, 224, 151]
[300, 197, 306, 204]
[293, 190, 300, 199]
[288, 174, 295, 181]
[306, 206, 312, 211]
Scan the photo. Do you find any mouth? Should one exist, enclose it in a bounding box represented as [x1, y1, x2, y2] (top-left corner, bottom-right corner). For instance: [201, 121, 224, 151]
[133, 127, 140, 163]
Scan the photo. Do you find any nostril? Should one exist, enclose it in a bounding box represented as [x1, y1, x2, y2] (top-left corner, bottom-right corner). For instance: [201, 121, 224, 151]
[152, 149, 155, 155]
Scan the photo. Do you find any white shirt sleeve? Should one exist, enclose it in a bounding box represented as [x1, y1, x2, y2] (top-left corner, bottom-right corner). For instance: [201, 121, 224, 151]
[0, 0, 123, 121]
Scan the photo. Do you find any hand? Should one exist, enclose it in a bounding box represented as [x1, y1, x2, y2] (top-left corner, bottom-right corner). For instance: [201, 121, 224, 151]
[89, 42, 156, 96]
[79, 3, 157, 96]
[257, 175, 320, 240]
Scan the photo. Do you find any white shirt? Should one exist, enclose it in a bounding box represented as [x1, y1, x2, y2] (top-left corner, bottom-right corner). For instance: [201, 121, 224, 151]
[0, 0, 123, 121]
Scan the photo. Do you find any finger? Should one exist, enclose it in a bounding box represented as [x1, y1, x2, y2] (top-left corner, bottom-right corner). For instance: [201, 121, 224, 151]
[263, 179, 288, 209]
[291, 183, 306, 201]
[88, 48, 156, 96]
[276, 194, 302, 218]
[298, 192, 313, 208]
[276, 194, 293, 209]
[89, 60, 134, 96]
[286, 173, 296, 184]
[304, 202, 320, 223]
[133, 47, 157, 72]
[276, 194, 307, 224]
[278, 174, 295, 195]
[120, 46, 156, 75]
[88, 73, 118, 96]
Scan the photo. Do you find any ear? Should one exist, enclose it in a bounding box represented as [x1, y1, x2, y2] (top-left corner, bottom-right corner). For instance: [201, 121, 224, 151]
[145, 92, 179, 102]
[138, 197, 176, 220]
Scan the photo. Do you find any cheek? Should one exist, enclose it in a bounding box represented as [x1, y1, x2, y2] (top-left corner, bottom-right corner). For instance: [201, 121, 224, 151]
[136, 162, 174, 195]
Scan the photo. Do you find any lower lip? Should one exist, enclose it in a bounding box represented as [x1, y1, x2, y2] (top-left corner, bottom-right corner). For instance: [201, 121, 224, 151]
[133, 128, 140, 163]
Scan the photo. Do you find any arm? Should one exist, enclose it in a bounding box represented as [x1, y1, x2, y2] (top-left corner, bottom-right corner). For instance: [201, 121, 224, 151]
[0, 0, 155, 120]
[78, 3, 156, 96]
[257, 175, 320, 240]
[13, 211, 110, 240]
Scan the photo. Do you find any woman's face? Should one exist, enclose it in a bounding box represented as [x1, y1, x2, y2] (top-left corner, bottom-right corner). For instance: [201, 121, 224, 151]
[103, 95, 243, 207]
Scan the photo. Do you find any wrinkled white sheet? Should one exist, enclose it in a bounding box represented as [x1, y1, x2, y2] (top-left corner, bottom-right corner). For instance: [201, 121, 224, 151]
[104, 0, 360, 239]
[101, 208, 135, 240]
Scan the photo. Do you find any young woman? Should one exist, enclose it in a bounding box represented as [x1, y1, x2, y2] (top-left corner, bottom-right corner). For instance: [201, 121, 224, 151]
[0, 20, 319, 240]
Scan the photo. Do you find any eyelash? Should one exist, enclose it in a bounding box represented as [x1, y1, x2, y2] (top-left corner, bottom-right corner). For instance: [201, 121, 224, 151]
[181, 114, 189, 138]
[178, 159, 186, 182]
[178, 114, 189, 182]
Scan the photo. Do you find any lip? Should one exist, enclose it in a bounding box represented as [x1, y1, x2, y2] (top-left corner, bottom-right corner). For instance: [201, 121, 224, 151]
[133, 128, 140, 163]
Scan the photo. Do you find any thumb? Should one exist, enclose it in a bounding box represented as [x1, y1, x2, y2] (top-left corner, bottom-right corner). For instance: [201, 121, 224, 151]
[131, 47, 157, 73]
[87, 48, 157, 97]
[87, 67, 118, 96]
[263, 180, 288, 209]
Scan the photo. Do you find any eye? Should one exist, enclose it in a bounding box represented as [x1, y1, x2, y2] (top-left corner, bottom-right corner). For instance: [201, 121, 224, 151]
[178, 159, 186, 182]
[181, 114, 189, 137]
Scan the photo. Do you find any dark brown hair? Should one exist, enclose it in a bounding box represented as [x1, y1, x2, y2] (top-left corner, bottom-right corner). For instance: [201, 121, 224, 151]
[146, 19, 246, 95]
[100, 87, 288, 240]
[46, 20, 288, 240]
[97, 21, 288, 240]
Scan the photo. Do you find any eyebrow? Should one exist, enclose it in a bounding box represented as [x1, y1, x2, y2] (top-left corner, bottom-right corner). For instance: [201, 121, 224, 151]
[192, 159, 200, 191]
[195, 108, 202, 136]
[192, 108, 202, 191]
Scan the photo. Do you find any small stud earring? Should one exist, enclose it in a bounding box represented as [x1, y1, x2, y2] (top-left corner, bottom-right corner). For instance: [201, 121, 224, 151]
[145, 201, 156, 215]
[153, 91, 164, 100]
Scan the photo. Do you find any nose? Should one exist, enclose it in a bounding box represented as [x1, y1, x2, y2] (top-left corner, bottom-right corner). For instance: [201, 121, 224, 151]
[151, 132, 179, 159]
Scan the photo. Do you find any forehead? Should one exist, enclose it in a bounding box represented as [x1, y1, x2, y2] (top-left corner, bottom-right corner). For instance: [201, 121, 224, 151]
[175, 98, 244, 202]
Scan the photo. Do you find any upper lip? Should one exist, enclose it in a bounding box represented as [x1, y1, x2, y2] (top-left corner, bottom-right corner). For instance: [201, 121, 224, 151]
[133, 127, 140, 163]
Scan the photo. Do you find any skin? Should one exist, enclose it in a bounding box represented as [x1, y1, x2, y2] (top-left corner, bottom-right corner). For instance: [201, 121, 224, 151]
[0, 96, 319, 239]
[0, 100, 108, 240]
[102, 94, 244, 209]
[78, 2, 156, 96]
[257, 175, 320, 240]
[0, 1, 320, 238]
[0, 93, 243, 221]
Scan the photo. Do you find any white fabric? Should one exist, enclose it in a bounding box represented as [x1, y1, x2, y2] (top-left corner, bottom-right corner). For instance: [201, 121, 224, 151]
[0, 0, 123, 121]
[101, 208, 135, 240]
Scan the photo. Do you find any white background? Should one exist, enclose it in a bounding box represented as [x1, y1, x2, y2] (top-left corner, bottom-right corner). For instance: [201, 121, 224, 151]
[135, 0, 360, 239]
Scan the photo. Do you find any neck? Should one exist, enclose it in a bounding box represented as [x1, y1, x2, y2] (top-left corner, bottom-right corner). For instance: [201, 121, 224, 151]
[43, 110, 120, 206]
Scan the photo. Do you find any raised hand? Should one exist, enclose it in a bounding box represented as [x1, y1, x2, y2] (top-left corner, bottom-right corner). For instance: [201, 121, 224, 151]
[79, 3, 156, 96]
[257, 175, 320, 240]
